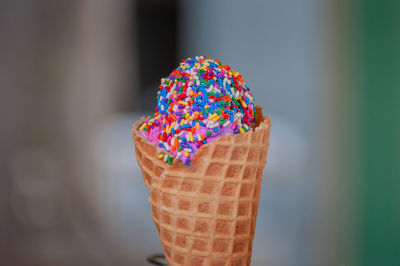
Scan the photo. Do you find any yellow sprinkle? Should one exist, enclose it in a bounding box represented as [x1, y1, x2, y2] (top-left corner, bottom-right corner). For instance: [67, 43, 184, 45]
[188, 132, 194, 142]
[239, 98, 247, 108]
[213, 77, 217, 81]
[239, 127, 245, 134]
[158, 153, 163, 159]
[171, 122, 176, 128]
[208, 113, 217, 119]
[234, 72, 239, 78]
[185, 113, 191, 119]
[166, 125, 171, 134]
[180, 119, 185, 126]
[189, 76, 193, 80]
[196, 122, 200, 129]
[212, 116, 220, 121]
[184, 151, 189, 157]
[139, 124, 146, 131]
[179, 101, 188, 105]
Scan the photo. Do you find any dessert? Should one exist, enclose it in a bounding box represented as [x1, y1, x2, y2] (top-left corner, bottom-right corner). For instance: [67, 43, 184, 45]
[132, 56, 270, 265]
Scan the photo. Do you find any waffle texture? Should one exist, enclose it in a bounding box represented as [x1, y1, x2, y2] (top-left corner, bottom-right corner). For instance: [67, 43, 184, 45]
[132, 106, 270, 266]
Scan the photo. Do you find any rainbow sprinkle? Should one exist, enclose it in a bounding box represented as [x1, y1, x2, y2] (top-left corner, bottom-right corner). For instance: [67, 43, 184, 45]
[140, 56, 256, 165]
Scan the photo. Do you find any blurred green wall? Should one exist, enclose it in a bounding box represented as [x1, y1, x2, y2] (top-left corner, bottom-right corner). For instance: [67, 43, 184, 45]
[355, 0, 400, 265]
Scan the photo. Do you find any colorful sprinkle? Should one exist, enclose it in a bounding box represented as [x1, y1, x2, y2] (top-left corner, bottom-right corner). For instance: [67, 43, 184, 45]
[139, 56, 256, 165]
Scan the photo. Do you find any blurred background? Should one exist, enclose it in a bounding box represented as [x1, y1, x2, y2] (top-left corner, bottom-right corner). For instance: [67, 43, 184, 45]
[1, 0, 399, 265]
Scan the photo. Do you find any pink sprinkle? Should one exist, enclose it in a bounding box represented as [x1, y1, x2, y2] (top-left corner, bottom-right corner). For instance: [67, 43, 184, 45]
[231, 121, 238, 129]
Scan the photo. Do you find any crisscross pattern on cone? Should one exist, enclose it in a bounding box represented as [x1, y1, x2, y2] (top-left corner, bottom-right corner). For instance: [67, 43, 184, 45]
[132, 106, 270, 266]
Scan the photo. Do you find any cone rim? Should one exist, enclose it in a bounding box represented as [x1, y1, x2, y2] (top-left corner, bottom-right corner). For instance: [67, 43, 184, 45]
[132, 105, 270, 169]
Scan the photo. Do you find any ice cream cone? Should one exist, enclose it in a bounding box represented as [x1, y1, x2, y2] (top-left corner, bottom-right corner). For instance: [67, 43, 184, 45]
[132, 105, 270, 266]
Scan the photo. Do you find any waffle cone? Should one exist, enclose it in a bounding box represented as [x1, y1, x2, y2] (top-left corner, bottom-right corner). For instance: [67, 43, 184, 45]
[132, 105, 270, 266]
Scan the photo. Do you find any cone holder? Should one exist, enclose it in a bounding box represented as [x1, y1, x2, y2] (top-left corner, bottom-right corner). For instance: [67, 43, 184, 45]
[147, 254, 168, 265]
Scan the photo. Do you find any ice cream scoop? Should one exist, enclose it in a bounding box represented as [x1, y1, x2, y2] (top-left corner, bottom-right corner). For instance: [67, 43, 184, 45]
[139, 56, 256, 165]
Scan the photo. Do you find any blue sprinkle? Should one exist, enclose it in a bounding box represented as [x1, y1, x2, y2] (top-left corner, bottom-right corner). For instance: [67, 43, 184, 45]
[213, 127, 219, 133]
[200, 105, 207, 114]
[181, 143, 190, 148]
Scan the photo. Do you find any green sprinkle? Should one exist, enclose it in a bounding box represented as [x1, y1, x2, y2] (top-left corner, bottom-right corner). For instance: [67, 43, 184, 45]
[220, 119, 227, 125]
[143, 127, 148, 132]
[233, 97, 240, 106]
[209, 92, 216, 96]
[167, 156, 172, 165]
[206, 131, 212, 136]
[201, 79, 211, 86]
[178, 146, 183, 151]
